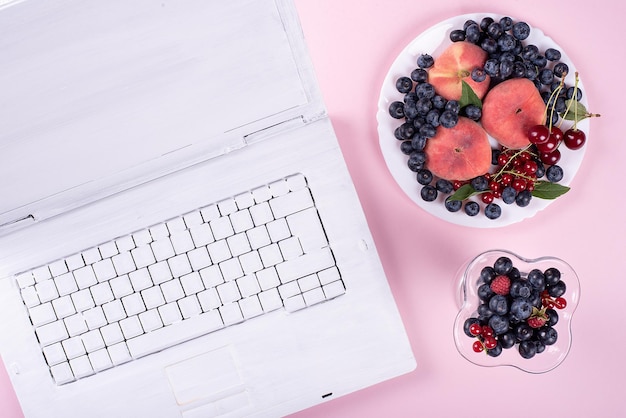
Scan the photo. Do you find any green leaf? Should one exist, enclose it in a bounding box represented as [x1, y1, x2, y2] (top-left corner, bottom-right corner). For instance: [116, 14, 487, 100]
[448, 183, 477, 201]
[459, 80, 482, 109]
[560, 99, 589, 122]
[531, 181, 570, 200]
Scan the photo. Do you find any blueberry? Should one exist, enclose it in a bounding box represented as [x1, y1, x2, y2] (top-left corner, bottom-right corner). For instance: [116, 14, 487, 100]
[464, 105, 482, 121]
[534, 340, 546, 354]
[450, 29, 466, 42]
[411, 135, 427, 151]
[404, 91, 418, 103]
[416, 82, 436, 99]
[420, 185, 438, 202]
[501, 186, 517, 204]
[463, 317, 481, 337]
[477, 303, 494, 322]
[389, 101, 405, 119]
[545, 48, 561, 61]
[547, 280, 566, 298]
[537, 326, 558, 345]
[499, 331, 517, 349]
[521, 44, 539, 61]
[444, 100, 460, 114]
[439, 110, 459, 128]
[512, 21, 531, 40]
[499, 16, 513, 31]
[400, 141, 413, 155]
[436, 179, 454, 194]
[515, 190, 532, 207]
[416, 168, 433, 185]
[510, 280, 533, 299]
[553, 62, 569, 78]
[426, 109, 441, 127]
[478, 283, 495, 301]
[514, 323, 534, 342]
[465, 23, 481, 43]
[397, 122, 415, 140]
[494, 256, 513, 275]
[480, 17, 494, 31]
[532, 55, 547, 69]
[488, 294, 509, 315]
[512, 62, 526, 78]
[527, 269, 546, 291]
[508, 267, 521, 281]
[470, 176, 489, 191]
[544, 267, 561, 286]
[546, 165, 564, 182]
[411, 68, 428, 83]
[480, 266, 496, 284]
[464, 201, 480, 217]
[403, 103, 418, 120]
[463, 19, 478, 30]
[489, 314, 510, 335]
[566, 86, 583, 101]
[484, 202, 501, 220]
[487, 343, 503, 357]
[535, 160, 546, 178]
[518, 340, 537, 359]
[432, 95, 446, 109]
[419, 123, 437, 138]
[444, 197, 462, 212]
[497, 33, 516, 51]
[396, 76, 413, 94]
[471, 67, 487, 82]
[417, 54, 434, 69]
[499, 60, 513, 78]
[546, 308, 559, 326]
[480, 38, 498, 55]
[415, 97, 433, 115]
[510, 298, 533, 321]
[529, 290, 542, 308]
[539, 68, 554, 85]
[486, 21, 503, 39]
[484, 59, 499, 77]
[407, 158, 423, 172]
[491, 149, 500, 165]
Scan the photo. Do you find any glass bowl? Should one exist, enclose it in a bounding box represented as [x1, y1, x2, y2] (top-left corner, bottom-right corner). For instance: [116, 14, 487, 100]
[453, 250, 580, 373]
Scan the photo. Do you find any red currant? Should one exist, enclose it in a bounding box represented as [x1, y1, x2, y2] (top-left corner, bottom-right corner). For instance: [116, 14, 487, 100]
[522, 160, 538, 176]
[554, 297, 567, 309]
[527, 125, 550, 144]
[484, 336, 498, 350]
[481, 192, 494, 204]
[497, 153, 509, 167]
[526, 181, 535, 192]
[540, 149, 561, 165]
[481, 326, 494, 338]
[512, 178, 526, 192]
[469, 323, 483, 336]
[501, 173, 513, 186]
[564, 128, 586, 150]
[489, 181, 501, 192]
[472, 340, 484, 353]
[453, 180, 464, 190]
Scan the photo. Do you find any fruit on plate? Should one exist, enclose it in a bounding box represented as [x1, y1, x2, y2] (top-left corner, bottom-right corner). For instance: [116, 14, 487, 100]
[424, 117, 492, 181]
[481, 78, 546, 149]
[428, 42, 490, 101]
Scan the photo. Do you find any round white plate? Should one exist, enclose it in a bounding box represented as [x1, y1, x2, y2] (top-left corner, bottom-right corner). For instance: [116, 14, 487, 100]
[377, 13, 589, 228]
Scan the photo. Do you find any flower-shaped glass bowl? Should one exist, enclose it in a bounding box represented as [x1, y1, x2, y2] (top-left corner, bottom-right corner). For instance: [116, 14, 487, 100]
[453, 250, 580, 373]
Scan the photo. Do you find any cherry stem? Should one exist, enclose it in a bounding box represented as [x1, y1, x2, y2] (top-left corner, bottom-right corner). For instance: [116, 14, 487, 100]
[545, 76, 565, 129]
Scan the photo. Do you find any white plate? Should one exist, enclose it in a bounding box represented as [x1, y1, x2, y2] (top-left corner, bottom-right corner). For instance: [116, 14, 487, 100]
[377, 13, 589, 228]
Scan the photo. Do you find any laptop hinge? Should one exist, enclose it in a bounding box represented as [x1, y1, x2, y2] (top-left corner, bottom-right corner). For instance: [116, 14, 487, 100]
[0, 214, 36, 234]
[243, 110, 326, 145]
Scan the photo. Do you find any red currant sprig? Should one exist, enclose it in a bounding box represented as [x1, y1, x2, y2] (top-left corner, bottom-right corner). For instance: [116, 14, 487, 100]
[541, 290, 567, 309]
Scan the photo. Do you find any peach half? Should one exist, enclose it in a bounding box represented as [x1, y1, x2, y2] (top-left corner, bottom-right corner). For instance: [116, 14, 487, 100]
[481, 78, 547, 149]
[429, 42, 490, 101]
[424, 117, 492, 181]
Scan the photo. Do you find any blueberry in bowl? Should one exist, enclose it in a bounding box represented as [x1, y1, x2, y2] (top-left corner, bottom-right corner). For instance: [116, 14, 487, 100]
[453, 249, 580, 373]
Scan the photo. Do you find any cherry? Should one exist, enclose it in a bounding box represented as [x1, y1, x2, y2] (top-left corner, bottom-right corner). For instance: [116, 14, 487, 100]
[472, 340, 484, 353]
[540, 149, 561, 165]
[536, 133, 559, 153]
[549, 126, 563, 143]
[564, 128, 586, 150]
[527, 125, 550, 144]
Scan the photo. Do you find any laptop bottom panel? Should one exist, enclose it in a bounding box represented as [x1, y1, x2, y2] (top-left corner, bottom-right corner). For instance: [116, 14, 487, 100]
[0, 118, 415, 418]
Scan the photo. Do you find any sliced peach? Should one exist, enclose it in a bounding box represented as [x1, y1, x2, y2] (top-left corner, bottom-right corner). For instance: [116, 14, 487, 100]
[429, 42, 490, 101]
[481, 78, 547, 149]
[424, 117, 492, 181]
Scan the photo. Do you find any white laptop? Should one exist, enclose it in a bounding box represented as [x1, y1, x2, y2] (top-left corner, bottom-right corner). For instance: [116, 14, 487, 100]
[0, 0, 416, 417]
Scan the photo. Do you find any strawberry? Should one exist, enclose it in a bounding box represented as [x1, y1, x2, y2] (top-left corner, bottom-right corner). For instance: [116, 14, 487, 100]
[527, 306, 548, 328]
[490, 275, 511, 295]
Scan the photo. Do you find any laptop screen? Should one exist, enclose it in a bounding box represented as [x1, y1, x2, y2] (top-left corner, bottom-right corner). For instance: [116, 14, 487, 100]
[0, 0, 309, 226]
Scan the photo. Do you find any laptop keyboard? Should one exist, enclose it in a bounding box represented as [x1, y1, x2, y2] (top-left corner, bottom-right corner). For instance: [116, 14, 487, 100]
[14, 174, 345, 385]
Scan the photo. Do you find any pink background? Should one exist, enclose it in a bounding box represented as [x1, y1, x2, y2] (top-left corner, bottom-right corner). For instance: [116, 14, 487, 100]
[2, 1, 623, 417]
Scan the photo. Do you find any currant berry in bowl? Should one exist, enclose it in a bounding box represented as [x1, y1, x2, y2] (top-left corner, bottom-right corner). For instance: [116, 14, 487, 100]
[453, 250, 580, 373]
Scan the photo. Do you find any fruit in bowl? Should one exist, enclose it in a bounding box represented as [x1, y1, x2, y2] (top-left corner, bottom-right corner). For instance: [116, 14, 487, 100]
[453, 250, 580, 373]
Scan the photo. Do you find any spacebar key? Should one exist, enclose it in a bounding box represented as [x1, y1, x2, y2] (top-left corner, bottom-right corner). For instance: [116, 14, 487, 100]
[126, 310, 224, 359]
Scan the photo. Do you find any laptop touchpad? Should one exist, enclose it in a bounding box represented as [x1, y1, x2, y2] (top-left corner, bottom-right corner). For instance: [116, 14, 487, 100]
[165, 346, 244, 406]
